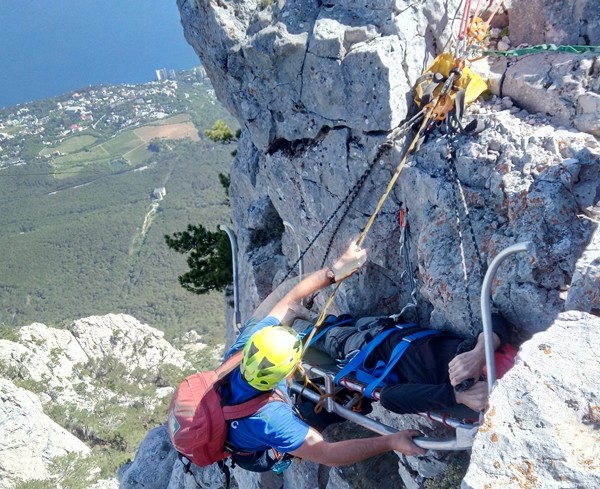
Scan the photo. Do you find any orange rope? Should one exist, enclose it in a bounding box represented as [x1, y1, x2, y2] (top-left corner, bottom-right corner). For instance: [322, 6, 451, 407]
[458, 0, 473, 40]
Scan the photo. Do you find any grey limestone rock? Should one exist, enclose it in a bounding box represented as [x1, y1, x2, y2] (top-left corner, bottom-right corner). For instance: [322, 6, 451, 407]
[0, 315, 192, 488]
[462, 311, 600, 488]
[0, 379, 90, 489]
[506, 0, 600, 46]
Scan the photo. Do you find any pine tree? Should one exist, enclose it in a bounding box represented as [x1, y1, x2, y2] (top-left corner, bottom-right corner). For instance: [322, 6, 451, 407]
[165, 224, 232, 294]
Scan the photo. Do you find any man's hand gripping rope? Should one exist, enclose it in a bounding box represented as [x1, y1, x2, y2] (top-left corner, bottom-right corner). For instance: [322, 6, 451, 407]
[330, 240, 367, 283]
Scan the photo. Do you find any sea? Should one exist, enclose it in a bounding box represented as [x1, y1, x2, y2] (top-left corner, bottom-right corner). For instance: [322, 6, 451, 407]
[0, 0, 200, 109]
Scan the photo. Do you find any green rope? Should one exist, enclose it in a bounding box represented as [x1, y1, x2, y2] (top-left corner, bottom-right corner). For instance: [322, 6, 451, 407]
[483, 44, 600, 57]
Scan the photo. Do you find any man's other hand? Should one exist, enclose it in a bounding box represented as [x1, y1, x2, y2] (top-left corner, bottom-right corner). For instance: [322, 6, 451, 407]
[454, 381, 488, 412]
[389, 430, 428, 456]
[448, 341, 485, 386]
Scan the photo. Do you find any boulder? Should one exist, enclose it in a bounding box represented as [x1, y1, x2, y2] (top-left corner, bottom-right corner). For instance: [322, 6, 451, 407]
[68, 314, 189, 373]
[0, 379, 90, 489]
[463, 311, 600, 488]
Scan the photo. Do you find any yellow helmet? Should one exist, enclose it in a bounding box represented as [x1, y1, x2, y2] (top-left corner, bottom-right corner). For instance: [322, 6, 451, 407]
[240, 326, 302, 391]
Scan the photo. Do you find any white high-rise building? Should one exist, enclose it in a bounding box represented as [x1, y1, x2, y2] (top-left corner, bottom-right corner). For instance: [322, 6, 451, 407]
[155, 68, 168, 81]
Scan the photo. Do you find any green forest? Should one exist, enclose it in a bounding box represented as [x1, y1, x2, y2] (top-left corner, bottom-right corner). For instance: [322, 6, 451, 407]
[0, 75, 238, 347]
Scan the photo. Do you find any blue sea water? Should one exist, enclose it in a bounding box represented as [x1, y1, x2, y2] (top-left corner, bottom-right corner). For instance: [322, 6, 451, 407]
[0, 0, 200, 109]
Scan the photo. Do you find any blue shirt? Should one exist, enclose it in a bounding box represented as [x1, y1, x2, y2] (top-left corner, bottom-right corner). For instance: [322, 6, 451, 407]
[224, 316, 309, 454]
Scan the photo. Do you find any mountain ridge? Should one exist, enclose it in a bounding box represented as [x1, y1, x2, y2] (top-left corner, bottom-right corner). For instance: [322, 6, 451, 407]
[0, 313, 202, 489]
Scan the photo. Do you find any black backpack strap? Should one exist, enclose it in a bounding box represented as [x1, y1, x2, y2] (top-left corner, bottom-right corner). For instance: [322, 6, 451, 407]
[177, 452, 193, 474]
[218, 460, 231, 489]
[178, 452, 231, 489]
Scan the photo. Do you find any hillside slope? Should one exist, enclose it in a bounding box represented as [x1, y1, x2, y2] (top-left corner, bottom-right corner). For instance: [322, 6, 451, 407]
[0, 72, 236, 342]
[0, 314, 194, 489]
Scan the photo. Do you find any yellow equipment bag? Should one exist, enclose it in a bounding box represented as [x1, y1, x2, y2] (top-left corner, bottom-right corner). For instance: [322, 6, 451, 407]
[414, 52, 488, 120]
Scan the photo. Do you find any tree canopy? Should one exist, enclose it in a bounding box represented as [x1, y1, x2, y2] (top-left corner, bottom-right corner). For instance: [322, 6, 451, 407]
[165, 224, 232, 294]
[204, 119, 235, 143]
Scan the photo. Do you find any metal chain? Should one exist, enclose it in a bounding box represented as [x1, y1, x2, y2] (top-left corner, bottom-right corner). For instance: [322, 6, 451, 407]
[319, 138, 396, 269]
[282, 111, 424, 280]
[282, 159, 376, 281]
[445, 138, 486, 334]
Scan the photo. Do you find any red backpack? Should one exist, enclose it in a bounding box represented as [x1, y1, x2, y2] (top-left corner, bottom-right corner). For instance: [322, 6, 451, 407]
[167, 350, 275, 467]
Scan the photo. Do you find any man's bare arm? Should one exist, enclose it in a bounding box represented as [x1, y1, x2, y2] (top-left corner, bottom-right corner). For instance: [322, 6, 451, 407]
[267, 268, 337, 322]
[267, 241, 367, 323]
[248, 276, 305, 325]
[290, 427, 426, 466]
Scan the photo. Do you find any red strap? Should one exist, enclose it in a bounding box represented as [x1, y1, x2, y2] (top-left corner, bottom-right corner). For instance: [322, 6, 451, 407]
[222, 390, 286, 421]
[215, 350, 243, 381]
[398, 208, 406, 229]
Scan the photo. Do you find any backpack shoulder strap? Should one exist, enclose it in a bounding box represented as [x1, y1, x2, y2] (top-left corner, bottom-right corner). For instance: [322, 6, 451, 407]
[215, 350, 243, 380]
[222, 389, 284, 421]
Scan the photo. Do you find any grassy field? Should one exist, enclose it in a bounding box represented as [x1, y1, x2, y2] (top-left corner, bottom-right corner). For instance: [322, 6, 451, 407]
[51, 130, 142, 174]
[39, 135, 98, 156]
[135, 122, 199, 142]
[0, 81, 239, 345]
[47, 115, 202, 178]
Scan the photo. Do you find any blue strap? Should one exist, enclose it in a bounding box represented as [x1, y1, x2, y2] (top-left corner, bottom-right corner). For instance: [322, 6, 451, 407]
[363, 329, 439, 398]
[308, 316, 354, 346]
[334, 328, 397, 385]
[297, 325, 313, 341]
[333, 323, 416, 385]
[298, 315, 355, 345]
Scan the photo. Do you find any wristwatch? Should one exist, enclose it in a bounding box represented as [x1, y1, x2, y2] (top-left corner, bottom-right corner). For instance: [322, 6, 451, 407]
[325, 267, 336, 284]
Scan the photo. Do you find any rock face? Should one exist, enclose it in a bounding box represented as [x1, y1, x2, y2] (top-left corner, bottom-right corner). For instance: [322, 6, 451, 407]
[118, 425, 227, 489]
[463, 311, 600, 488]
[0, 380, 90, 488]
[124, 1, 600, 488]
[176, 0, 599, 334]
[0, 314, 190, 488]
[506, 0, 600, 47]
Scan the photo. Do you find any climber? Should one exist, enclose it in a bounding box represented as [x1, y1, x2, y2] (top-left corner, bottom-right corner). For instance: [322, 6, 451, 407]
[307, 312, 514, 415]
[220, 240, 428, 473]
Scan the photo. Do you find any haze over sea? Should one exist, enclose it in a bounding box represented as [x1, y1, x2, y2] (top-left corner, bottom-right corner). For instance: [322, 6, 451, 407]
[0, 0, 199, 109]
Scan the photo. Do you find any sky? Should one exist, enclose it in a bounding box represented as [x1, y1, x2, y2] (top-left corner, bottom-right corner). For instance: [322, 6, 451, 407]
[0, 0, 200, 108]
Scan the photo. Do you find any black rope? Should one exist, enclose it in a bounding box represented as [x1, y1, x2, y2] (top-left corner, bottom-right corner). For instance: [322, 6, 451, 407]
[446, 138, 487, 278]
[446, 146, 477, 333]
[281, 171, 369, 281]
[282, 112, 423, 281]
